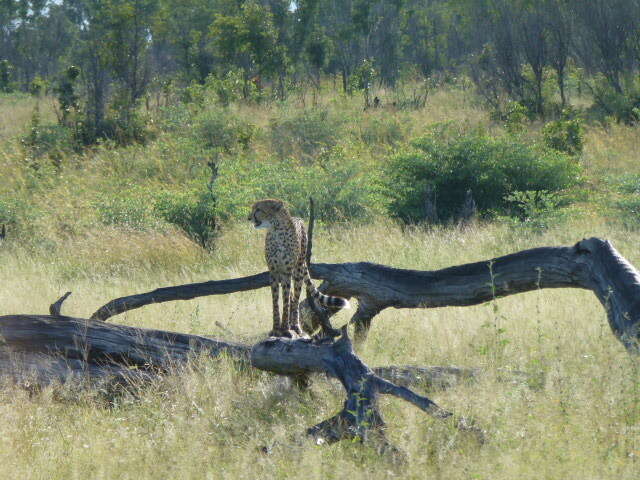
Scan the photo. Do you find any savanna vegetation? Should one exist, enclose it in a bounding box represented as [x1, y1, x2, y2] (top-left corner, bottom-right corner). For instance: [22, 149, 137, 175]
[0, 0, 639, 478]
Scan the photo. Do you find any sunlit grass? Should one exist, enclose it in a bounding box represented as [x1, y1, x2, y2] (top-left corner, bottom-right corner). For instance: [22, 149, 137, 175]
[0, 220, 639, 479]
[0, 88, 638, 478]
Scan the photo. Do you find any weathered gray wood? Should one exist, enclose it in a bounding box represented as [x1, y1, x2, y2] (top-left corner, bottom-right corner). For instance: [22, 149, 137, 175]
[49, 291, 72, 316]
[0, 314, 484, 451]
[0, 314, 494, 390]
[90, 237, 640, 353]
[251, 328, 483, 448]
[90, 272, 271, 321]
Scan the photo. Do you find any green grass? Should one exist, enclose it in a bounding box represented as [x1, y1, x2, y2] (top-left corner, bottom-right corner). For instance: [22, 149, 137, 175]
[0, 89, 639, 478]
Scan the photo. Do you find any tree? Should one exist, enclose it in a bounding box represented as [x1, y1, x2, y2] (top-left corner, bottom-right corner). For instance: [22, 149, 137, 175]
[101, 0, 158, 120]
[210, 0, 285, 99]
[154, 0, 218, 83]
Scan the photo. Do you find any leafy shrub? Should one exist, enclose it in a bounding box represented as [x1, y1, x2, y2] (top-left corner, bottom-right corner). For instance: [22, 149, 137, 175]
[205, 70, 245, 107]
[490, 101, 530, 134]
[154, 189, 218, 250]
[384, 123, 581, 223]
[97, 110, 155, 146]
[194, 108, 255, 153]
[269, 108, 343, 162]
[21, 107, 77, 165]
[158, 103, 194, 133]
[504, 190, 566, 231]
[588, 77, 640, 125]
[542, 110, 585, 156]
[214, 148, 384, 222]
[603, 174, 640, 229]
[0, 197, 25, 229]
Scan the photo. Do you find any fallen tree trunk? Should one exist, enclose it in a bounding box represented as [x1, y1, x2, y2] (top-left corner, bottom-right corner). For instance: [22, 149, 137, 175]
[0, 312, 483, 451]
[252, 328, 482, 450]
[92, 238, 640, 354]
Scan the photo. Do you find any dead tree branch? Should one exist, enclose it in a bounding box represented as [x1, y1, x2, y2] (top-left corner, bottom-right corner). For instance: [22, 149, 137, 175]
[251, 327, 483, 448]
[0, 313, 483, 451]
[91, 238, 640, 354]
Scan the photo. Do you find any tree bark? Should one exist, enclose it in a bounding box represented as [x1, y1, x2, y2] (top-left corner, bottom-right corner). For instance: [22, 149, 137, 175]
[91, 238, 640, 354]
[0, 312, 483, 452]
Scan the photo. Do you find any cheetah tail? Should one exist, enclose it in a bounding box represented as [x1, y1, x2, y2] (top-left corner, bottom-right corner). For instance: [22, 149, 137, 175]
[304, 268, 350, 309]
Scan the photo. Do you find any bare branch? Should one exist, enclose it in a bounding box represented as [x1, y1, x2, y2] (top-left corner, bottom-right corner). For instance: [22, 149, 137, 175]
[89, 238, 640, 354]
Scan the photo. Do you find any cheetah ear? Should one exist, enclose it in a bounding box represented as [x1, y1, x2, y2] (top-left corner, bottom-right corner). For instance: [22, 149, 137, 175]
[0, 224, 5, 240]
[273, 200, 285, 211]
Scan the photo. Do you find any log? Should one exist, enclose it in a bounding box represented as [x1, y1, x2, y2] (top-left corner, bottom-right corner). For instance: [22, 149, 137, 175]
[0, 312, 483, 452]
[251, 328, 483, 450]
[91, 237, 640, 354]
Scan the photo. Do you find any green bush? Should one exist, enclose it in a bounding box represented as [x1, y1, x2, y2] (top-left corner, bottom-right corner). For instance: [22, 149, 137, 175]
[269, 108, 343, 162]
[504, 190, 566, 231]
[588, 77, 640, 125]
[214, 149, 384, 222]
[542, 110, 585, 156]
[153, 189, 218, 250]
[491, 101, 530, 134]
[21, 107, 77, 165]
[194, 108, 255, 153]
[384, 123, 581, 223]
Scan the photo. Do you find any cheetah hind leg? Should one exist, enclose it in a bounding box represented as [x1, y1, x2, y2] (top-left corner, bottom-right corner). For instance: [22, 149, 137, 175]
[287, 304, 308, 339]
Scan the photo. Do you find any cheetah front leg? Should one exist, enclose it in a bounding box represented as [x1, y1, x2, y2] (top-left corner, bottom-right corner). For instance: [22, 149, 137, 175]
[280, 275, 298, 337]
[269, 273, 284, 337]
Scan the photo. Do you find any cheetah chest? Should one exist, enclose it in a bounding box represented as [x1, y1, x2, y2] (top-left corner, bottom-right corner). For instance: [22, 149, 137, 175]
[265, 227, 301, 274]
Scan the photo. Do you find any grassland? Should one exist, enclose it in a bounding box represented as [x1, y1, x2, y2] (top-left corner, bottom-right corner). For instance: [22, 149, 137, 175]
[0, 88, 638, 478]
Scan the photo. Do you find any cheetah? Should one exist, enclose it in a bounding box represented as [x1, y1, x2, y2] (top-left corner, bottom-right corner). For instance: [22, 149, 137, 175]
[248, 199, 349, 337]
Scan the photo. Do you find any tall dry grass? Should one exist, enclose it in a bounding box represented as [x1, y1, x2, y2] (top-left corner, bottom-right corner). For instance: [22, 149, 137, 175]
[0, 88, 638, 478]
[0, 220, 638, 479]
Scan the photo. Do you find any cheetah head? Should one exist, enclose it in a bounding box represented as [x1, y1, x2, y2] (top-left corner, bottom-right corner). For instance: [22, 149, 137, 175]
[248, 199, 285, 229]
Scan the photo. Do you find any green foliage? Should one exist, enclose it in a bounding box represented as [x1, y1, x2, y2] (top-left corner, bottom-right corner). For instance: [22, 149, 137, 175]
[0, 60, 13, 93]
[504, 190, 566, 231]
[214, 149, 384, 222]
[269, 108, 343, 161]
[350, 58, 377, 107]
[604, 174, 640, 229]
[28, 76, 47, 96]
[492, 101, 530, 134]
[588, 77, 640, 125]
[193, 108, 255, 153]
[100, 109, 156, 146]
[542, 110, 585, 156]
[383, 123, 581, 223]
[95, 192, 158, 231]
[54, 65, 80, 125]
[358, 115, 404, 146]
[21, 106, 77, 165]
[610, 196, 640, 230]
[205, 70, 246, 107]
[0, 197, 25, 229]
[154, 188, 218, 250]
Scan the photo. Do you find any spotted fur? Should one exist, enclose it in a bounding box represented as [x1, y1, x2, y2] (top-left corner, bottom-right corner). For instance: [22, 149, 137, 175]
[248, 199, 349, 336]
